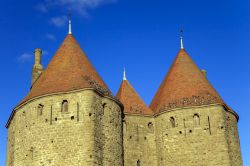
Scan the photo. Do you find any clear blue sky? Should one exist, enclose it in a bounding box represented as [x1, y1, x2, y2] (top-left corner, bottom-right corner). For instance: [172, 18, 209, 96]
[0, 0, 249, 165]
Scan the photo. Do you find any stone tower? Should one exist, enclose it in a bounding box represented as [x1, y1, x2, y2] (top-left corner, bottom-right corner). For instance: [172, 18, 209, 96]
[117, 48, 242, 165]
[150, 48, 242, 165]
[116, 72, 157, 165]
[6, 26, 242, 165]
[6, 34, 123, 165]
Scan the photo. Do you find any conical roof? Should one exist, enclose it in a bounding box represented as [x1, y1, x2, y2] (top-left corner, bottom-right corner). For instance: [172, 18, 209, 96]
[117, 79, 153, 115]
[150, 49, 223, 113]
[19, 34, 113, 106]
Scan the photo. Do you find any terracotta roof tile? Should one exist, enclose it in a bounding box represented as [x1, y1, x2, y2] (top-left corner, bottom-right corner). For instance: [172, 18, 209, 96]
[150, 49, 223, 113]
[19, 34, 113, 106]
[117, 80, 153, 115]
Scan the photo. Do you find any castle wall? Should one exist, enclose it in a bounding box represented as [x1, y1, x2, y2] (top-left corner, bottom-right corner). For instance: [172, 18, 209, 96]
[6, 90, 123, 166]
[102, 98, 124, 165]
[6, 90, 242, 166]
[6, 118, 15, 166]
[225, 111, 242, 165]
[123, 115, 157, 166]
[154, 105, 238, 166]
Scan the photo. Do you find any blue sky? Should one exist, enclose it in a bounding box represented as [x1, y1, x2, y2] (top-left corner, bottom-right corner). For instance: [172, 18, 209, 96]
[0, 0, 249, 165]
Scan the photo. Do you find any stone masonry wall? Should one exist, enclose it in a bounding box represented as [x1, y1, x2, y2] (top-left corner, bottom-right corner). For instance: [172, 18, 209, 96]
[6, 90, 123, 166]
[6, 89, 242, 166]
[225, 111, 242, 165]
[123, 115, 157, 166]
[102, 98, 123, 166]
[155, 105, 238, 166]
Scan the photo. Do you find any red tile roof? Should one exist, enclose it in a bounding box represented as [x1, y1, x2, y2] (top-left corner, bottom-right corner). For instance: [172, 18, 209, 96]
[150, 49, 223, 113]
[19, 34, 113, 106]
[117, 79, 153, 115]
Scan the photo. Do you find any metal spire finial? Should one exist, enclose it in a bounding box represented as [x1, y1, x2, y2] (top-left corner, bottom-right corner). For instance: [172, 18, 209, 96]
[68, 12, 72, 34]
[180, 29, 184, 49]
[123, 67, 127, 80]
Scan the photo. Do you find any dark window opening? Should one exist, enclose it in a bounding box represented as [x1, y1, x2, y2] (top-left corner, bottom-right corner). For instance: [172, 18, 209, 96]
[148, 122, 153, 128]
[102, 103, 107, 115]
[102, 103, 107, 108]
[193, 113, 200, 126]
[37, 104, 44, 116]
[137, 160, 140, 166]
[62, 100, 68, 112]
[170, 117, 176, 128]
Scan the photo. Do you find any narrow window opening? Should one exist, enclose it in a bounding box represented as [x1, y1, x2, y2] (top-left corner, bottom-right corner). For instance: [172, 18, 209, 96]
[62, 100, 68, 112]
[137, 160, 140, 166]
[148, 122, 153, 128]
[193, 113, 200, 126]
[148, 122, 154, 133]
[30, 147, 34, 160]
[71, 116, 74, 120]
[37, 104, 44, 116]
[170, 117, 176, 128]
[102, 103, 107, 115]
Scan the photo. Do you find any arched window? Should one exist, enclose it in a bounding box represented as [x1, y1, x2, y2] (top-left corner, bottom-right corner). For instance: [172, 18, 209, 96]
[170, 117, 175, 128]
[37, 104, 44, 116]
[62, 100, 68, 112]
[193, 114, 200, 126]
[137, 160, 140, 166]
